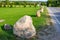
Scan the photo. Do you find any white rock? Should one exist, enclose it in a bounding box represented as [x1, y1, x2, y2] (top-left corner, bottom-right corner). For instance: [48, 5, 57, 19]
[40, 6, 44, 13]
[36, 10, 41, 17]
[13, 15, 36, 38]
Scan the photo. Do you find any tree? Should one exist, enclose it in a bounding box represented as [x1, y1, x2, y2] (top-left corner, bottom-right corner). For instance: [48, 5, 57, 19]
[47, 0, 60, 7]
[0, 0, 1, 7]
[5, 0, 9, 5]
[23, 1, 26, 7]
[47, 0, 56, 7]
[34, 3, 37, 7]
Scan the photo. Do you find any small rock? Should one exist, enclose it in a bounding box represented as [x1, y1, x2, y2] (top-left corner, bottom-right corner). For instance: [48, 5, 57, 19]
[36, 10, 41, 17]
[40, 6, 44, 13]
[4, 24, 12, 30]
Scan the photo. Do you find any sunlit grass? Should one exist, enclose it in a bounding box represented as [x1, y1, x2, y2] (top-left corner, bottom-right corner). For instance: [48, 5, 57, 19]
[0, 7, 48, 40]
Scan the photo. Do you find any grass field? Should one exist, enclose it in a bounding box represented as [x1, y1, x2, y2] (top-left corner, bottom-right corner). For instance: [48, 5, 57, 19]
[0, 7, 48, 40]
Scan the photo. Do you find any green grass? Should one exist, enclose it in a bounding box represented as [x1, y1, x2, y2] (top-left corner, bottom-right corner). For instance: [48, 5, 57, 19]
[0, 7, 47, 40]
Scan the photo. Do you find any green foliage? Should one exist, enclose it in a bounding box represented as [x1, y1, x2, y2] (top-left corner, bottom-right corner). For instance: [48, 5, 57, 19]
[47, 0, 60, 7]
[5, 0, 9, 5]
[41, 2, 47, 6]
[0, 2, 2, 7]
[34, 3, 37, 7]
[15, 2, 19, 5]
[48, 0, 57, 1]
[0, 1, 40, 8]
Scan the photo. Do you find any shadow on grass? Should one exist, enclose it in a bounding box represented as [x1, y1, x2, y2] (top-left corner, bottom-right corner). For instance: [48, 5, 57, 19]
[29, 15, 36, 17]
[41, 14, 49, 18]
[35, 24, 50, 32]
[0, 24, 16, 40]
[1, 24, 13, 35]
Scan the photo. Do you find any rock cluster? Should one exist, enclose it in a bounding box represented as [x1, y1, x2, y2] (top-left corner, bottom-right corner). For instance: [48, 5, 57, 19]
[36, 6, 44, 17]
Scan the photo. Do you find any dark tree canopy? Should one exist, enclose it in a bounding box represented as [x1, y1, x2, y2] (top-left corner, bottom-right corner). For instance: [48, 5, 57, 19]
[47, 0, 60, 7]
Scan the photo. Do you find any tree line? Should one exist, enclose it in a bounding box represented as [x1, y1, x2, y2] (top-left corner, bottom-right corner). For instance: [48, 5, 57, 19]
[47, 0, 60, 7]
[0, 0, 47, 7]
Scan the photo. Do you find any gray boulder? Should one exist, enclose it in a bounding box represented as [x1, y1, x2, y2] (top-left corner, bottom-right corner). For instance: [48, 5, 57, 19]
[13, 15, 36, 38]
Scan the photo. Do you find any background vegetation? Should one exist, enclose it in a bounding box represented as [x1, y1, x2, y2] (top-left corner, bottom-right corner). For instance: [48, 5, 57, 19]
[47, 0, 60, 7]
[0, 0, 47, 8]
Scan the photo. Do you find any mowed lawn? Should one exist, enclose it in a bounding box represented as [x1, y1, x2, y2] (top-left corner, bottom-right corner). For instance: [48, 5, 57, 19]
[0, 7, 47, 40]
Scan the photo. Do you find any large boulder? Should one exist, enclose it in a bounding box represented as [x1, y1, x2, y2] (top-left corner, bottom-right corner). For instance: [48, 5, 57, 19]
[13, 15, 36, 38]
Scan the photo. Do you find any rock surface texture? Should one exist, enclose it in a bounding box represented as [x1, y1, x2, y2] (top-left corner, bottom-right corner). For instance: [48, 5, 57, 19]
[13, 15, 36, 38]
